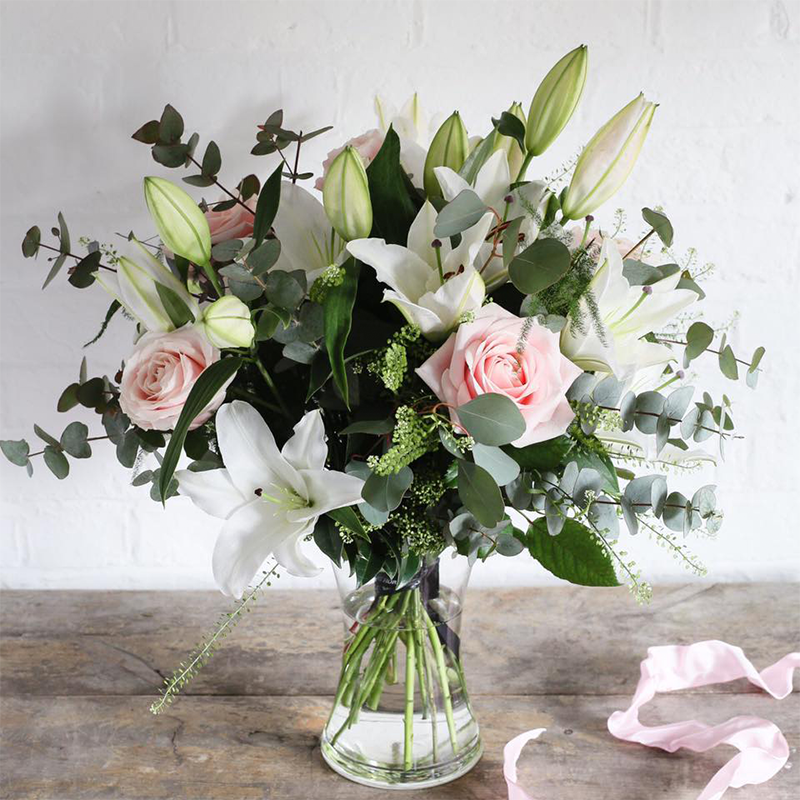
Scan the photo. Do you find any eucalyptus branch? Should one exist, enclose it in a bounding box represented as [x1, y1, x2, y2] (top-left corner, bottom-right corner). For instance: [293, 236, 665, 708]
[187, 156, 254, 217]
[595, 404, 738, 440]
[27, 434, 110, 459]
[291, 132, 303, 184]
[38, 243, 117, 273]
[150, 563, 280, 714]
[622, 228, 655, 259]
[655, 337, 759, 370]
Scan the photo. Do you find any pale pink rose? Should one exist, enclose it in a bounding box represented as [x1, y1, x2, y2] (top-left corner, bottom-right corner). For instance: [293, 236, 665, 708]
[416, 305, 583, 447]
[314, 129, 385, 191]
[119, 327, 231, 431]
[206, 197, 256, 244]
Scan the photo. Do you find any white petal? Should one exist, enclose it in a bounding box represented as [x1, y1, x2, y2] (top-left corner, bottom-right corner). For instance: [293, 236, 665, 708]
[347, 239, 432, 302]
[272, 182, 336, 275]
[215, 401, 305, 499]
[383, 289, 451, 339]
[399, 140, 427, 188]
[473, 149, 511, 209]
[444, 212, 493, 274]
[212, 500, 307, 598]
[407, 201, 451, 268]
[272, 531, 324, 578]
[432, 166, 471, 203]
[419, 267, 485, 332]
[175, 467, 246, 519]
[291, 469, 366, 521]
[281, 409, 328, 472]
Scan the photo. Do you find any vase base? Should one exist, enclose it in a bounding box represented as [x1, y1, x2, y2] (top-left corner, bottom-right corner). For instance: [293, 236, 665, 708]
[320, 733, 483, 790]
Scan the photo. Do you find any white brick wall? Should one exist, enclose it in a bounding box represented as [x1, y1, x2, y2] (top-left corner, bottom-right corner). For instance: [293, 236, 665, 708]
[1, 0, 799, 590]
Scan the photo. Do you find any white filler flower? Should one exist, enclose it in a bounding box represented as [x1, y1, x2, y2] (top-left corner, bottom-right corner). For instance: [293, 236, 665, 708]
[176, 401, 364, 597]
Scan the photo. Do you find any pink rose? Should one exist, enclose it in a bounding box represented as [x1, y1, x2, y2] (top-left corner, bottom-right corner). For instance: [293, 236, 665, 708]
[314, 129, 385, 191]
[119, 327, 231, 431]
[416, 305, 583, 447]
[206, 198, 256, 244]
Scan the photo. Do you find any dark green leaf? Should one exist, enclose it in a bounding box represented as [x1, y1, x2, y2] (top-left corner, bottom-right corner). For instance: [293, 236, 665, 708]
[457, 460, 504, 527]
[158, 104, 184, 144]
[22, 226, 41, 258]
[248, 239, 281, 276]
[158, 358, 243, 502]
[253, 163, 282, 247]
[211, 239, 243, 262]
[341, 418, 393, 435]
[41, 252, 67, 290]
[0, 439, 30, 467]
[433, 190, 488, 238]
[239, 174, 260, 201]
[719, 345, 739, 380]
[458, 131, 498, 185]
[57, 383, 81, 413]
[457, 393, 526, 445]
[296, 301, 324, 342]
[571, 447, 619, 495]
[43, 446, 69, 479]
[496, 531, 525, 556]
[471, 443, 520, 486]
[495, 111, 526, 152]
[323, 259, 360, 408]
[264, 269, 305, 309]
[83, 301, 120, 347]
[283, 341, 316, 364]
[355, 547, 385, 587]
[219, 264, 263, 302]
[256, 305, 290, 340]
[131, 119, 160, 144]
[504, 435, 574, 471]
[182, 174, 216, 188]
[502, 216, 524, 267]
[102, 408, 130, 445]
[152, 143, 189, 168]
[201, 140, 221, 177]
[362, 466, 413, 513]
[155, 283, 195, 328]
[642, 207, 674, 247]
[33, 425, 60, 447]
[299, 126, 333, 143]
[60, 421, 91, 458]
[365, 126, 421, 245]
[685, 321, 714, 361]
[518, 517, 620, 586]
[313, 516, 343, 566]
[116, 431, 139, 468]
[77, 377, 105, 409]
[185, 132, 199, 163]
[327, 506, 369, 540]
[509, 238, 571, 294]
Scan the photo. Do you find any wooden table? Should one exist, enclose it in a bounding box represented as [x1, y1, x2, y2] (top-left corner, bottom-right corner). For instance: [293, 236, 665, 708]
[1, 584, 798, 799]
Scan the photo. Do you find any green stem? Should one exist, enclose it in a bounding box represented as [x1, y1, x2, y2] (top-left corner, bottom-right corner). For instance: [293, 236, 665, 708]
[249, 350, 291, 419]
[404, 626, 416, 770]
[423, 605, 459, 754]
[515, 151, 534, 183]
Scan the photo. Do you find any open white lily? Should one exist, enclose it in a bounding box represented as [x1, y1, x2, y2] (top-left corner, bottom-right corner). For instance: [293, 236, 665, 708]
[561, 238, 697, 379]
[433, 150, 551, 290]
[176, 401, 364, 598]
[95, 239, 199, 332]
[271, 181, 346, 282]
[347, 201, 492, 341]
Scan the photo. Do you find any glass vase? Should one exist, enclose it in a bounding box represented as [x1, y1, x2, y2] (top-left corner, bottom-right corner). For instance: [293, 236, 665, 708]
[320, 555, 482, 789]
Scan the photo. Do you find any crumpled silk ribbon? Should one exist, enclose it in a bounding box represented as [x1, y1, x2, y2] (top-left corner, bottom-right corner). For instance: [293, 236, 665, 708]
[504, 641, 799, 800]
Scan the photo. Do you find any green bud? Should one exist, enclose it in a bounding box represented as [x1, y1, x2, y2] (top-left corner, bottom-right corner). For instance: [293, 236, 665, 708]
[200, 295, 255, 349]
[561, 93, 657, 221]
[322, 145, 373, 241]
[493, 102, 527, 177]
[525, 45, 588, 156]
[144, 177, 212, 267]
[423, 111, 470, 198]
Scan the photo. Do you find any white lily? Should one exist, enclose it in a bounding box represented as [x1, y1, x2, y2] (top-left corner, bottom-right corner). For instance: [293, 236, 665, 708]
[176, 401, 364, 598]
[271, 181, 346, 282]
[347, 201, 491, 341]
[375, 93, 429, 189]
[94, 239, 199, 332]
[561, 238, 697, 380]
[433, 150, 551, 290]
[598, 427, 716, 468]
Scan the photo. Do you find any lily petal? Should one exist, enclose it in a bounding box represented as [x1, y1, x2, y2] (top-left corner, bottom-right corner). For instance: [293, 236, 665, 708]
[473, 149, 511, 209]
[347, 239, 432, 302]
[432, 166, 472, 203]
[290, 469, 366, 522]
[281, 409, 328, 473]
[175, 467, 246, 519]
[272, 532, 324, 578]
[407, 200, 451, 269]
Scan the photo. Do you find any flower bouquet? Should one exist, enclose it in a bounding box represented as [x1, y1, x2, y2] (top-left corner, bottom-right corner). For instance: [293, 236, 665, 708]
[3, 46, 764, 789]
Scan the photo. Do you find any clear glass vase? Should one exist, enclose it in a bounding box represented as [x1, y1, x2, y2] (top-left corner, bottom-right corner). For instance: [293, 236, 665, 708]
[320, 555, 482, 789]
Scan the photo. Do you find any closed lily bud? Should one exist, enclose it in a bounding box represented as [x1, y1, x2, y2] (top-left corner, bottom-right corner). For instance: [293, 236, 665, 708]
[423, 111, 470, 197]
[493, 102, 527, 178]
[561, 93, 657, 221]
[526, 45, 588, 157]
[199, 295, 255, 349]
[322, 145, 373, 241]
[144, 176, 212, 267]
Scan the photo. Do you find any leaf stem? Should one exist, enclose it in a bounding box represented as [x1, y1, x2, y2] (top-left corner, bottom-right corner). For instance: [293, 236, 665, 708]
[248, 351, 292, 419]
[622, 229, 655, 259]
[188, 156, 254, 217]
[38, 243, 116, 273]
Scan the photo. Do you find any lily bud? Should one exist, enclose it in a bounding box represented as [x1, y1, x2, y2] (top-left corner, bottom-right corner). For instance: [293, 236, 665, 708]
[561, 93, 657, 221]
[144, 176, 212, 267]
[322, 145, 373, 241]
[493, 102, 527, 178]
[526, 45, 588, 156]
[423, 111, 470, 197]
[199, 295, 255, 349]
[95, 239, 199, 332]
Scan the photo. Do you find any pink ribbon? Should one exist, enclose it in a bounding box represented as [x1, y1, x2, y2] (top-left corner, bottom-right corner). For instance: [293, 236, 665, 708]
[504, 640, 799, 800]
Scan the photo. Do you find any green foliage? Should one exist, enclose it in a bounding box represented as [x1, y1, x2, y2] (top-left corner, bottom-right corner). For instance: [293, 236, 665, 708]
[509, 238, 571, 295]
[456, 393, 526, 446]
[323, 259, 360, 408]
[642, 207, 674, 247]
[253, 164, 282, 247]
[367, 406, 438, 476]
[433, 190, 488, 238]
[458, 460, 504, 527]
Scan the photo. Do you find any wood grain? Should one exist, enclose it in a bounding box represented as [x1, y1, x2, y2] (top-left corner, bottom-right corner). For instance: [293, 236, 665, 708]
[1, 584, 798, 799]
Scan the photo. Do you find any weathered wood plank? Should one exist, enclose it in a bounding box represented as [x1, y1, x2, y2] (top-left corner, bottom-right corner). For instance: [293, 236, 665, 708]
[1, 584, 797, 697]
[1, 694, 797, 800]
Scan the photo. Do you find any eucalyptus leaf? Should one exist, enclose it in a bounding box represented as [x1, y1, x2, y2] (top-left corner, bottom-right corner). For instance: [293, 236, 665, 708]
[718, 345, 739, 380]
[60, 421, 91, 459]
[508, 238, 571, 295]
[43, 446, 69, 479]
[362, 467, 413, 513]
[0, 439, 30, 467]
[641, 207, 674, 247]
[219, 264, 262, 301]
[685, 321, 714, 362]
[471, 443, 520, 486]
[252, 163, 282, 247]
[457, 393, 526, 446]
[433, 190, 488, 238]
[457, 460, 504, 527]
[248, 239, 282, 276]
